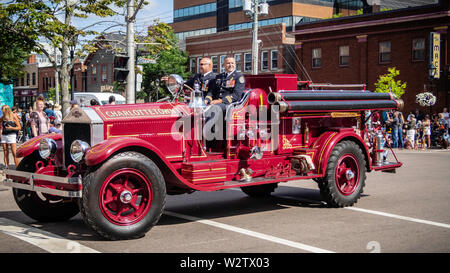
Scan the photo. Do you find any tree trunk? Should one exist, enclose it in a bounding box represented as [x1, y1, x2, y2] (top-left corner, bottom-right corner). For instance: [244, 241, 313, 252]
[60, 42, 71, 117]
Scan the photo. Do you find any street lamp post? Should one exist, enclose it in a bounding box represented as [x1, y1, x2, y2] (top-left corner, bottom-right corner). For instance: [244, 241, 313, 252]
[429, 64, 437, 114]
[243, 0, 269, 75]
[69, 44, 75, 101]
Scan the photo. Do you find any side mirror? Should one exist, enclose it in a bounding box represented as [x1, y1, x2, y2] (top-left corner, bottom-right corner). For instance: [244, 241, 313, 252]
[167, 74, 184, 96]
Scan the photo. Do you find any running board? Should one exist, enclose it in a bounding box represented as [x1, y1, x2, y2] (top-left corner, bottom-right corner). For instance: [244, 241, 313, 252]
[213, 173, 323, 191]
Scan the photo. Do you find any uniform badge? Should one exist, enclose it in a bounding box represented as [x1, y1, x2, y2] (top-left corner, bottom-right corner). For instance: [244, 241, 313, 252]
[239, 76, 245, 84]
[227, 79, 235, 88]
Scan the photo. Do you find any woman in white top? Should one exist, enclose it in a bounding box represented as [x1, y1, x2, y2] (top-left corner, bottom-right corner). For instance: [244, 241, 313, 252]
[422, 115, 431, 149]
[53, 103, 63, 124]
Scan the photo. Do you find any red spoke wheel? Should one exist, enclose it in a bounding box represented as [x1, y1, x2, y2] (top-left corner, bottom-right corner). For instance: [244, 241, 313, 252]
[99, 169, 153, 226]
[334, 154, 360, 196]
[80, 152, 166, 240]
[319, 141, 366, 207]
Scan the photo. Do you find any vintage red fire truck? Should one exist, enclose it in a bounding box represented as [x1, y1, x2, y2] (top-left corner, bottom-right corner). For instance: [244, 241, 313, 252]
[2, 74, 403, 240]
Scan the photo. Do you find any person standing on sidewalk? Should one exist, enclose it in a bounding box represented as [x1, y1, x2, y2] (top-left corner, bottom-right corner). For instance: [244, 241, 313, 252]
[396, 110, 405, 149]
[0, 104, 21, 167]
[422, 114, 432, 149]
[30, 96, 50, 137]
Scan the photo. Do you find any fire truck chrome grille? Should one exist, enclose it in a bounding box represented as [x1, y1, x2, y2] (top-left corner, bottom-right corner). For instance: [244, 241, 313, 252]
[63, 123, 91, 167]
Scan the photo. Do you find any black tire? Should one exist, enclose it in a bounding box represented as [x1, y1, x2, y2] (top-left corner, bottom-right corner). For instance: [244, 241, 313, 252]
[319, 141, 366, 207]
[241, 183, 278, 197]
[12, 152, 80, 222]
[79, 151, 166, 240]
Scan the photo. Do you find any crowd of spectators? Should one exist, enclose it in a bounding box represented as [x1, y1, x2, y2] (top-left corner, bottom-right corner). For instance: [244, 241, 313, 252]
[381, 107, 450, 150]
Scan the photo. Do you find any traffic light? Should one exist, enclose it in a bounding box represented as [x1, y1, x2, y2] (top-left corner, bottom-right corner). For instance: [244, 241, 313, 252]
[114, 55, 129, 83]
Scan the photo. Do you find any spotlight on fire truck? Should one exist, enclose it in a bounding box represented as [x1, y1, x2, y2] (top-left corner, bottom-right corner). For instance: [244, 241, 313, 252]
[38, 138, 57, 159]
[167, 74, 184, 96]
[70, 140, 90, 163]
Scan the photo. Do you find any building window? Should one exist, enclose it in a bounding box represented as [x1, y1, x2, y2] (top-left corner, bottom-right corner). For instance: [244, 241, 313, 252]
[271, 50, 278, 70]
[339, 46, 350, 66]
[197, 57, 201, 74]
[412, 38, 425, 61]
[102, 64, 108, 83]
[312, 48, 322, 68]
[234, 53, 242, 72]
[211, 56, 218, 73]
[220, 55, 226, 73]
[379, 41, 391, 63]
[190, 58, 196, 74]
[174, 2, 217, 19]
[261, 51, 269, 71]
[26, 73, 30, 86]
[244, 53, 252, 72]
[91, 65, 97, 83]
[32, 72, 36, 85]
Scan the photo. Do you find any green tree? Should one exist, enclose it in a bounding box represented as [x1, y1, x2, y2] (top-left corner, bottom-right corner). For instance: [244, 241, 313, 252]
[0, 4, 38, 83]
[139, 21, 189, 102]
[374, 67, 406, 99]
[0, 0, 147, 114]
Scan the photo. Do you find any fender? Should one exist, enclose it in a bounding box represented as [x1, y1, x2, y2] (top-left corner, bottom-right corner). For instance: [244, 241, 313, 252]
[17, 133, 62, 158]
[84, 136, 218, 192]
[85, 136, 170, 167]
[313, 129, 371, 176]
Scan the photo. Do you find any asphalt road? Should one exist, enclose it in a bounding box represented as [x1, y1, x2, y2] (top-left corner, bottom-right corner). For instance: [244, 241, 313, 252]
[0, 148, 449, 254]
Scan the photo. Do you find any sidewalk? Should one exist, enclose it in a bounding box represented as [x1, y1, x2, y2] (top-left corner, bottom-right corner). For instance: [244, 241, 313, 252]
[0, 146, 21, 171]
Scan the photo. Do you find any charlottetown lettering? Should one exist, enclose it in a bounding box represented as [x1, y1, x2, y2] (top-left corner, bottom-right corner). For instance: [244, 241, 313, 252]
[104, 108, 182, 118]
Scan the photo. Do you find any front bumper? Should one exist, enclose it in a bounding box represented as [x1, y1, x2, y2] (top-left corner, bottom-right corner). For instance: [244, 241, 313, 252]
[1, 169, 82, 198]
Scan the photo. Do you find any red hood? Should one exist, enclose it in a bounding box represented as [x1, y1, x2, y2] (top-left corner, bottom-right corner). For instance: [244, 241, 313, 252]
[90, 102, 190, 122]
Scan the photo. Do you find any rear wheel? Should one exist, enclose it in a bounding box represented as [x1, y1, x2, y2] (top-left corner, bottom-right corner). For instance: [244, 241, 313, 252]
[12, 152, 80, 222]
[319, 141, 366, 207]
[79, 151, 166, 240]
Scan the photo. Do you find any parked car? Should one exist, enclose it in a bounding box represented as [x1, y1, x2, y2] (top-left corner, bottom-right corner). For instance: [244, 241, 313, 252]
[73, 92, 126, 106]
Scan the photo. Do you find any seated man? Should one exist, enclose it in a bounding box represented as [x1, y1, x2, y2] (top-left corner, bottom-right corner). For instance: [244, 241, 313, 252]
[185, 57, 216, 101]
[203, 57, 245, 146]
[206, 56, 245, 111]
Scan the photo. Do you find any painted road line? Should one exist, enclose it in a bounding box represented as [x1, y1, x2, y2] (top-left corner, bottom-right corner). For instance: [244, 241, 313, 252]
[344, 207, 450, 229]
[0, 218, 100, 253]
[164, 210, 334, 253]
[271, 193, 450, 230]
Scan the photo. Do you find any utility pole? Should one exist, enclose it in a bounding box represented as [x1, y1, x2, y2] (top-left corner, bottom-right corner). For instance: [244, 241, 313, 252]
[244, 0, 269, 75]
[251, 1, 259, 75]
[126, 0, 136, 104]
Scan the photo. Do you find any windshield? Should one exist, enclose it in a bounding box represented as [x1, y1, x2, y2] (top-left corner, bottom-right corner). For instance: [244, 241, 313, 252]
[101, 100, 126, 105]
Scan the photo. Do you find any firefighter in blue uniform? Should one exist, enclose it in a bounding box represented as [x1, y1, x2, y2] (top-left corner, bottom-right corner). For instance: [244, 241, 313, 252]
[185, 57, 216, 100]
[206, 57, 245, 112]
[203, 57, 245, 146]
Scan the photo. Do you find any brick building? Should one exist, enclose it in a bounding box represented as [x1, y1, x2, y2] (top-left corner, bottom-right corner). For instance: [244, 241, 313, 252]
[174, 0, 438, 76]
[177, 0, 341, 75]
[186, 23, 296, 75]
[293, 0, 449, 115]
[13, 55, 39, 109]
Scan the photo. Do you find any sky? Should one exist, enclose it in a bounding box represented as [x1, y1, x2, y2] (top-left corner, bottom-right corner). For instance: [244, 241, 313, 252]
[74, 0, 174, 43]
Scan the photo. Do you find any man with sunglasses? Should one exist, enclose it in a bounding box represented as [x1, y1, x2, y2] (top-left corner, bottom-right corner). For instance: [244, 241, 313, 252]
[185, 57, 217, 103]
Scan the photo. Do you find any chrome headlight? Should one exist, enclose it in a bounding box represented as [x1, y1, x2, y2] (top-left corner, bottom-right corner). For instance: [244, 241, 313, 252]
[70, 140, 90, 163]
[38, 138, 57, 159]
